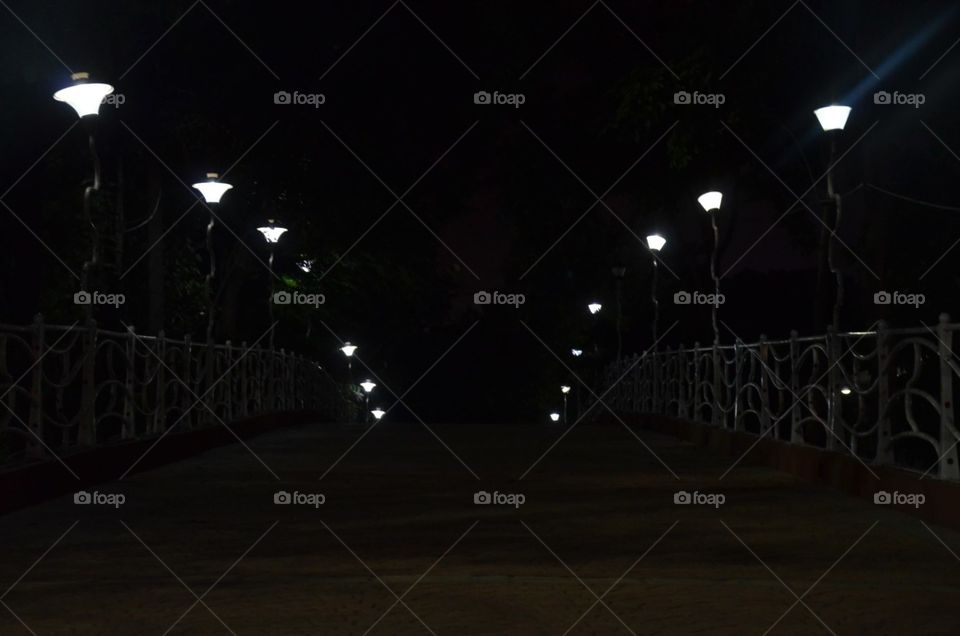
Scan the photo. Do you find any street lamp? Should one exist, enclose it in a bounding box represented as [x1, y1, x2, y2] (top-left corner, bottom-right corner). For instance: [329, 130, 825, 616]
[560, 385, 571, 425]
[571, 348, 583, 357]
[698, 191, 722, 345]
[646, 234, 666, 347]
[54, 72, 114, 310]
[549, 412, 561, 423]
[587, 302, 602, 314]
[815, 104, 852, 332]
[360, 380, 376, 423]
[257, 220, 288, 349]
[192, 173, 233, 344]
[339, 341, 357, 383]
[297, 259, 315, 273]
[371, 407, 386, 421]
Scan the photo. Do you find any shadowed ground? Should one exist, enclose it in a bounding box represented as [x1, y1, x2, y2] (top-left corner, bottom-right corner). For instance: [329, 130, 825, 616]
[1, 419, 958, 635]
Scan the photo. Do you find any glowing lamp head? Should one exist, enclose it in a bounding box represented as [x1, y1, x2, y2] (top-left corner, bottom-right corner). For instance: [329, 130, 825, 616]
[814, 105, 851, 132]
[297, 259, 315, 273]
[371, 408, 385, 420]
[697, 191, 722, 213]
[192, 173, 233, 204]
[587, 303, 602, 315]
[340, 342, 357, 357]
[549, 412, 561, 422]
[360, 380, 376, 393]
[53, 72, 114, 118]
[840, 386, 852, 396]
[257, 220, 288, 244]
[560, 385, 571, 394]
[571, 348, 583, 357]
[646, 234, 666, 252]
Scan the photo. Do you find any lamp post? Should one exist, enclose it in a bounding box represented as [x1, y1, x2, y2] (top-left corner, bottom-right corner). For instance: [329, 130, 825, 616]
[611, 263, 626, 365]
[560, 385, 571, 425]
[339, 341, 357, 383]
[297, 259, 315, 273]
[587, 302, 602, 315]
[697, 191, 723, 345]
[814, 105, 852, 332]
[571, 348, 583, 357]
[192, 173, 233, 344]
[371, 407, 386, 421]
[549, 412, 561, 423]
[53, 72, 114, 313]
[645, 234, 666, 346]
[360, 380, 376, 424]
[257, 220, 288, 349]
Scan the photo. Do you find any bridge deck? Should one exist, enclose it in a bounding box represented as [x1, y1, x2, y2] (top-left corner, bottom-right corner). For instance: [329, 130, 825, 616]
[1, 420, 957, 634]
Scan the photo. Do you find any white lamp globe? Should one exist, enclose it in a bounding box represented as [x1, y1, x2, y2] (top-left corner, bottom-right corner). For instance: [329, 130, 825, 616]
[549, 412, 561, 422]
[814, 105, 851, 132]
[561, 385, 571, 394]
[192, 173, 233, 204]
[840, 386, 852, 396]
[646, 234, 666, 252]
[297, 259, 315, 273]
[587, 302, 602, 314]
[257, 220, 288, 244]
[371, 408, 386, 420]
[697, 191, 722, 212]
[360, 380, 377, 393]
[53, 72, 114, 118]
[340, 342, 357, 357]
[571, 348, 583, 357]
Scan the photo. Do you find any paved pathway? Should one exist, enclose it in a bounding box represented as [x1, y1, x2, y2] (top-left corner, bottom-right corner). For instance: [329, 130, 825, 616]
[1, 420, 959, 634]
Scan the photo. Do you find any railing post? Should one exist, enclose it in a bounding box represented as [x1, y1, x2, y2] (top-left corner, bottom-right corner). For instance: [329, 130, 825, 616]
[733, 341, 743, 431]
[712, 342, 721, 427]
[825, 326, 840, 452]
[789, 330, 803, 444]
[937, 313, 959, 479]
[225, 340, 234, 422]
[183, 334, 193, 430]
[759, 335, 771, 434]
[26, 314, 45, 458]
[874, 321, 891, 466]
[122, 325, 136, 439]
[154, 330, 166, 435]
[678, 345, 688, 420]
[240, 341, 249, 418]
[693, 342, 702, 423]
[78, 318, 97, 446]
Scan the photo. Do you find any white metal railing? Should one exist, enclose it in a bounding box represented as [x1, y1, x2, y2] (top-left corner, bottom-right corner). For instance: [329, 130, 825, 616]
[0, 316, 350, 465]
[605, 314, 960, 481]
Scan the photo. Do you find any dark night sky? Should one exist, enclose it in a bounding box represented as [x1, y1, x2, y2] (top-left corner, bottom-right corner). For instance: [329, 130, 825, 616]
[1, 1, 960, 422]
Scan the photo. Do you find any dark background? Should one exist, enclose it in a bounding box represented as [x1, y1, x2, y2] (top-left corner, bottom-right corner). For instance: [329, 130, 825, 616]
[1, 0, 959, 422]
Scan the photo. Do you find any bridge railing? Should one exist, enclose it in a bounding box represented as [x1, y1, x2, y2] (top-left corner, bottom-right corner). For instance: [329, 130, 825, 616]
[0, 316, 349, 466]
[605, 314, 960, 481]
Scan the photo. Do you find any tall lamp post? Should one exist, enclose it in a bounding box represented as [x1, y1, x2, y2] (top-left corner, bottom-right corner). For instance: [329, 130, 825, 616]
[611, 263, 626, 365]
[192, 173, 233, 343]
[814, 105, 852, 332]
[697, 191, 723, 345]
[339, 341, 357, 383]
[360, 380, 377, 424]
[53, 72, 114, 311]
[560, 385, 571, 425]
[256, 220, 288, 349]
[645, 234, 666, 346]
